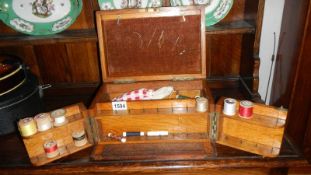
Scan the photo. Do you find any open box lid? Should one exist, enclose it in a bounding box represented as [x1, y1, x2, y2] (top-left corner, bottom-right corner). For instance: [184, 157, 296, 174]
[96, 6, 206, 83]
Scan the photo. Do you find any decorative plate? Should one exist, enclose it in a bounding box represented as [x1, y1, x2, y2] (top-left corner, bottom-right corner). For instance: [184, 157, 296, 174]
[98, 0, 162, 10]
[0, 0, 83, 35]
[170, 0, 234, 26]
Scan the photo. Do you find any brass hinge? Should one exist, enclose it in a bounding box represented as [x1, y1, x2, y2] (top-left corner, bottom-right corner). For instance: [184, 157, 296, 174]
[172, 77, 196, 81]
[113, 79, 136, 84]
[209, 112, 219, 141]
[87, 117, 100, 144]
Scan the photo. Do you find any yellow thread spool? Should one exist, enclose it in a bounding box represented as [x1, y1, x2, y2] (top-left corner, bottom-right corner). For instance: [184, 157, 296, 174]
[18, 117, 37, 137]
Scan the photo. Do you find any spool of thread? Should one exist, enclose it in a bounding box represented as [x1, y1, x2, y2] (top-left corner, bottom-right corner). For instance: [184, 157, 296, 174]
[43, 140, 59, 158]
[196, 97, 208, 112]
[18, 117, 38, 137]
[51, 109, 67, 127]
[239, 100, 254, 119]
[223, 98, 237, 116]
[34, 113, 52, 132]
[72, 130, 88, 147]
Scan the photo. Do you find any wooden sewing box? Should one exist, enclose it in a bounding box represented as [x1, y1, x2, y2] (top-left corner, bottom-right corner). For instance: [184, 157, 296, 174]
[20, 6, 287, 166]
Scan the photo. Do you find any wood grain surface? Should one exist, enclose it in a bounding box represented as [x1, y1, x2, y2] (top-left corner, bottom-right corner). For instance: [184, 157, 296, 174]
[22, 103, 92, 166]
[96, 6, 206, 83]
[216, 97, 287, 157]
[91, 79, 215, 111]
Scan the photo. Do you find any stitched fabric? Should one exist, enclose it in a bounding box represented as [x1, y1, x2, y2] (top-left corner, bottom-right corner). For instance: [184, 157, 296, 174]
[112, 88, 154, 101]
[112, 86, 174, 101]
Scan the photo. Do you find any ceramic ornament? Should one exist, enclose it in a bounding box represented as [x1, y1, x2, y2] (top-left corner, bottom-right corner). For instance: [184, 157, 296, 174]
[0, 0, 83, 35]
[170, 0, 234, 26]
[98, 0, 162, 10]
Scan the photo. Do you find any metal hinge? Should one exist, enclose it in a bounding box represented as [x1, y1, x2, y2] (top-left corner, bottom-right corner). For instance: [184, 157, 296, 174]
[87, 117, 99, 144]
[113, 79, 136, 84]
[209, 112, 219, 141]
[172, 77, 195, 81]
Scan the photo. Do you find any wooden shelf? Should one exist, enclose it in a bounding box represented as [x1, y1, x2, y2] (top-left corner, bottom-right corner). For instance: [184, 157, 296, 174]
[0, 29, 98, 47]
[0, 21, 254, 47]
[0, 20, 254, 47]
[206, 21, 255, 34]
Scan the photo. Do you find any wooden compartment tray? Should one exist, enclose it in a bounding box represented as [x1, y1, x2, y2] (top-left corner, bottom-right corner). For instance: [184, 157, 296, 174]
[91, 98, 213, 160]
[214, 97, 287, 157]
[22, 104, 93, 166]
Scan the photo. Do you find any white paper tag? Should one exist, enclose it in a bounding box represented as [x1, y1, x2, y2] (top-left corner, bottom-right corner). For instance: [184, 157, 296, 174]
[112, 101, 128, 111]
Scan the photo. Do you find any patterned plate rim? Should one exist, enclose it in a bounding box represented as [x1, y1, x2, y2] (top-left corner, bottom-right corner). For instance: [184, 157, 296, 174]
[0, 0, 83, 35]
[169, 0, 234, 26]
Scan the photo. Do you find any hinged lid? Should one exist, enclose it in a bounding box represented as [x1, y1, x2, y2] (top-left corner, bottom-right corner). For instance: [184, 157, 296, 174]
[96, 6, 206, 83]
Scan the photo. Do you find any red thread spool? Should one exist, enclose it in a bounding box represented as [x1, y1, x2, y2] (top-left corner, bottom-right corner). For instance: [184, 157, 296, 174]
[239, 100, 254, 119]
[43, 140, 59, 158]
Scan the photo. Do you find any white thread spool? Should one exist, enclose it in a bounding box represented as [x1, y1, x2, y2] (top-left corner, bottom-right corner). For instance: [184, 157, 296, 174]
[51, 109, 67, 127]
[223, 98, 237, 116]
[72, 130, 88, 147]
[34, 113, 52, 132]
[196, 97, 208, 112]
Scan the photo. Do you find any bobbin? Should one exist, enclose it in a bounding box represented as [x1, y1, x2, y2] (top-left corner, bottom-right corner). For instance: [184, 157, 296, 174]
[43, 140, 59, 158]
[223, 98, 237, 116]
[72, 130, 88, 147]
[239, 100, 254, 119]
[18, 117, 38, 137]
[51, 109, 67, 127]
[34, 113, 52, 132]
[196, 97, 208, 112]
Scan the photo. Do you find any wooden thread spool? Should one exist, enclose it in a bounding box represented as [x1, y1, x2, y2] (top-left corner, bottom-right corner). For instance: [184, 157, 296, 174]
[18, 117, 37, 137]
[72, 130, 88, 147]
[223, 98, 237, 116]
[51, 109, 67, 127]
[196, 97, 208, 112]
[43, 140, 59, 158]
[239, 100, 254, 119]
[34, 113, 52, 132]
